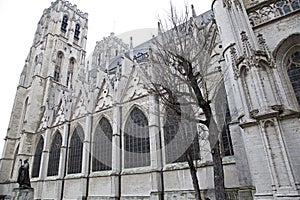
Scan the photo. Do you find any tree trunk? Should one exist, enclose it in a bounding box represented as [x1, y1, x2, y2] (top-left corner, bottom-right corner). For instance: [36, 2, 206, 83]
[186, 152, 202, 200]
[211, 140, 226, 200]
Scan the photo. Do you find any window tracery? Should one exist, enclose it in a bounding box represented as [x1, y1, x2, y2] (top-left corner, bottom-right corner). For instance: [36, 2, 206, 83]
[92, 117, 112, 171]
[68, 126, 84, 174]
[124, 108, 150, 168]
[47, 131, 62, 176]
[287, 51, 300, 104]
[32, 137, 44, 178]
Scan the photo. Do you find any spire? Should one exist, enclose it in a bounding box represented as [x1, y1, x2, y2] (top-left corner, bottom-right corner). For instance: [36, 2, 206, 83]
[158, 21, 162, 35]
[130, 36, 134, 60]
[191, 4, 197, 18]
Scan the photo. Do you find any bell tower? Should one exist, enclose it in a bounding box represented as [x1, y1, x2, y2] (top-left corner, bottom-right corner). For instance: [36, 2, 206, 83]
[0, 0, 88, 185]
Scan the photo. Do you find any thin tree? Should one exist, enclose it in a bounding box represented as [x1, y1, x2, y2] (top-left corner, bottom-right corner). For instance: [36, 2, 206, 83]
[140, 4, 227, 200]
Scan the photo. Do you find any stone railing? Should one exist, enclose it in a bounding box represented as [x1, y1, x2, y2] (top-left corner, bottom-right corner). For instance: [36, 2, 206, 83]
[248, 0, 300, 27]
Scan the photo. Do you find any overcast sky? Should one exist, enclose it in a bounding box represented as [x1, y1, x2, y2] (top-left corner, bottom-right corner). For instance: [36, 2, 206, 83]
[0, 0, 211, 155]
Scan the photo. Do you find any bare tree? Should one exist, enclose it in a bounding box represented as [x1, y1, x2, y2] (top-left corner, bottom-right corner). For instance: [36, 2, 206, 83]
[139, 4, 227, 200]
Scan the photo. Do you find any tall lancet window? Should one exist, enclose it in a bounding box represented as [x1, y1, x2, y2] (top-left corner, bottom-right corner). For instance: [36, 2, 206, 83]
[74, 24, 80, 40]
[54, 52, 63, 82]
[92, 117, 113, 171]
[67, 58, 75, 87]
[68, 126, 84, 174]
[124, 107, 150, 168]
[47, 131, 62, 176]
[287, 51, 300, 104]
[32, 136, 44, 178]
[61, 15, 68, 32]
[164, 105, 200, 164]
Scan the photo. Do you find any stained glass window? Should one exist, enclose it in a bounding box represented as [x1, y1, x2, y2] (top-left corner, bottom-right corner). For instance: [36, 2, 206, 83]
[221, 104, 234, 156]
[92, 117, 112, 171]
[47, 131, 62, 176]
[68, 126, 84, 174]
[124, 108, 150, 168]
[32, 137, 44, 178]
[287, 51, 300, 104]
[164, 106, 200, 164]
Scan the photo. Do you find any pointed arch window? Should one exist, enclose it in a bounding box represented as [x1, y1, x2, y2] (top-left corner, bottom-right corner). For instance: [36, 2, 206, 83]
[47, 131, 62, 176]
[74, 24, 80, 40]
[287, 51, 300, 104]
[61, 15, 68, 32]
[221, 104, 234, 156]
[32, 137, 44, 178]
[124, 107, 150, 168]
[92, 117, 112, 171]
[164, 105, 200, 164]
[54, 52, 63, 82]
[67, 58, 75, 87]
[68, 126, 84, 174]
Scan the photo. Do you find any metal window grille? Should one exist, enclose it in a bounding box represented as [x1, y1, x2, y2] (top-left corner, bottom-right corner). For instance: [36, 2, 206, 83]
[124, 108, 150, 168]
[32, 137, 44, 178]
[47, 131, 62, 176]
[92, 117, 113, 171]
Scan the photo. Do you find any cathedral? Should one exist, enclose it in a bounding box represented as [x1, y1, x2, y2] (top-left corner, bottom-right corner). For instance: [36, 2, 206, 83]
[0, 0, 300, 199]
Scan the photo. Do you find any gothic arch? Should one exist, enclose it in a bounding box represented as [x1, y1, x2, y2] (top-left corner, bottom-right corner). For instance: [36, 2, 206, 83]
[10, 143, 20, 178]
[273, 33, 300, 108]
[32, 136, 44, 178]
[123, 107, 150, 168]
[92, 117, 113, 171]
[67, 124, 84, 174]
[240, 65, 253, 111]
[257, 60, 277, 106]
[47, 131, 62, 176]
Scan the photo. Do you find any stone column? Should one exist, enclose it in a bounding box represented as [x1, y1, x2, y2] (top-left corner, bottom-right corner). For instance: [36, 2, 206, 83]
[148, 95, 163, 200]
[82, 114, 92, 177]
[111, 104, 122, 199]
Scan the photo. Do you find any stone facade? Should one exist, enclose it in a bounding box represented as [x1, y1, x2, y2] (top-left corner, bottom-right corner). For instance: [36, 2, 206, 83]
[0, 0, 300, 199]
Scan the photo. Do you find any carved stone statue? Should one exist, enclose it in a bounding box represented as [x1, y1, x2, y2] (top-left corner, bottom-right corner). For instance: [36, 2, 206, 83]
[17, 159, 31, 189]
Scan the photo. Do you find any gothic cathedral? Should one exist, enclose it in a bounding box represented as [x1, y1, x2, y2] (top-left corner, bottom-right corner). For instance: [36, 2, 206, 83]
[0, 0, 300, 199]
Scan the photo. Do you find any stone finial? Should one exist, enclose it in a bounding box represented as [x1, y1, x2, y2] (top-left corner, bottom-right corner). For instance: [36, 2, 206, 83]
[191, 4, 197, 18]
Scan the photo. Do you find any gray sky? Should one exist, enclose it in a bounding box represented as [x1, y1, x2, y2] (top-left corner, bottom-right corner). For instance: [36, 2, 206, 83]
[0, 0, 211, 155]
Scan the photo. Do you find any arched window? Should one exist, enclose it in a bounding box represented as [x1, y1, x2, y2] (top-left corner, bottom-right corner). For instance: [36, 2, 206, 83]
[124, 107, 150, 168]
[61, 15, 68, 32]
[47, 131, 62, 176]
[54, 52, 63, 82]
[92, 117, 112, 171]
[32, 137, 44, 178]
[221, 104, 234, 156]
[67, 58, 75, 87]
[164, 105, 200, 164]
[74, 24, 80, 40]
[68, 126, 84, 174]
[287, 51, 300, 104]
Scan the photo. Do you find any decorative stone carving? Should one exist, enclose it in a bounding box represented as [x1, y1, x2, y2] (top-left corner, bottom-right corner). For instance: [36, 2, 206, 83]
[248, 0, 300, 26]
